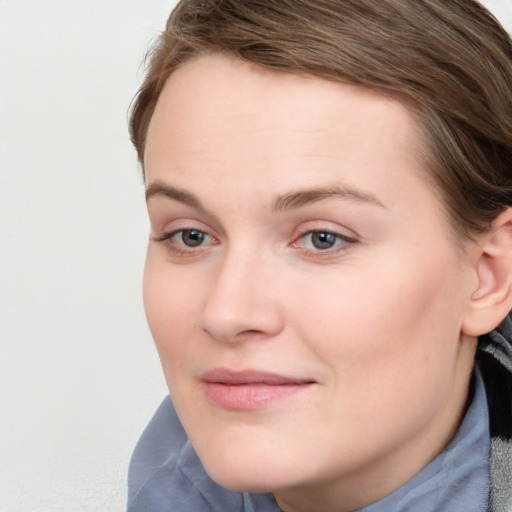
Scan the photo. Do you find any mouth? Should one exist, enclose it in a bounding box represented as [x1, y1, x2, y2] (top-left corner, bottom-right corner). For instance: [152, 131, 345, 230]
[201, 368, 316, 410]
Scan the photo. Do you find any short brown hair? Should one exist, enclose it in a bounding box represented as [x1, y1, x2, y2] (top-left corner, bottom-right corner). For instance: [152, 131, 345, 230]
[130, 0, 512, 239]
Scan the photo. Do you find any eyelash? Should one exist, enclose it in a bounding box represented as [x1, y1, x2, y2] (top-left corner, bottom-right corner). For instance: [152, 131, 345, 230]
[292, 229, 357, 256]
[155, 229, 217, 255]
[154, 228, 357, 257]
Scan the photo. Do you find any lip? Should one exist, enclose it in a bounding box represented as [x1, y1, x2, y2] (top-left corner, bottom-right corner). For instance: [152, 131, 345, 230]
[201, 368, 316, 410]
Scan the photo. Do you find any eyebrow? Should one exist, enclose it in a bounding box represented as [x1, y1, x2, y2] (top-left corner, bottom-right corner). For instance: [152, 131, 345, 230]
[271, 185, 386, 212]
[145, 180, 386, 213]
[146, 181, 204, 209]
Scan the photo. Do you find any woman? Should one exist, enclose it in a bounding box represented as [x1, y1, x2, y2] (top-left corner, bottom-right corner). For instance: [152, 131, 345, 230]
[127, 1, 512, 510]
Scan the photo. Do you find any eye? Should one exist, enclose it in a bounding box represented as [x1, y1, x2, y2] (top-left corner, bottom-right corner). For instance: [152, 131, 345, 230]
[155, 228, 215, 250]
[295, 230, 356, 252]
[177, 229, 207, 247]
[309, 231, 339, 250]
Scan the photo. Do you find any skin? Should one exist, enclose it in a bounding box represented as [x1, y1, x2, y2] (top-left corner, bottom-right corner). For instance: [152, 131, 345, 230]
[142, 54, 481, 512]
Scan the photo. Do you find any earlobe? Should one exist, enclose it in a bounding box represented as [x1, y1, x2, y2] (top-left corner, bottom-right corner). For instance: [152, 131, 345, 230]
[462, 208, 512, 337]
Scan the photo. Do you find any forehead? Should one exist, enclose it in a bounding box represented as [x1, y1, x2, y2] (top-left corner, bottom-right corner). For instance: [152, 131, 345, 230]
[144, 54, 447, 227]
[145, 54, 422, 166]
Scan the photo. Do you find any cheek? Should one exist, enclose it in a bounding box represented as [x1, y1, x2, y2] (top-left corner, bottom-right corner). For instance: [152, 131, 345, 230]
[277, 256, 467, 466]
[290, 251, 466, 399]
[143, 251, 202, 367]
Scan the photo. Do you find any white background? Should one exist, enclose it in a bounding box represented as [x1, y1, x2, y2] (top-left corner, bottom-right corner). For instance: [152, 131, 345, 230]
[0, 1, 511, 511]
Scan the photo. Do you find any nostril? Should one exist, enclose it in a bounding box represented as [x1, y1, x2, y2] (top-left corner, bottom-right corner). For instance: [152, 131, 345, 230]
[201, 320, 272, 343]
[235, 329, 267, 340]
[242, 329, 264, 336]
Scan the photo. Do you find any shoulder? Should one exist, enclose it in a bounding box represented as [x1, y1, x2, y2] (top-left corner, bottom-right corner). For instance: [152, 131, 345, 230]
[127, 396, 187, 510]
[127, 396, 245, 512]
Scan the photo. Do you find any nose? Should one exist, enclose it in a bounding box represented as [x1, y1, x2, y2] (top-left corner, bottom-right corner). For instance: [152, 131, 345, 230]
[200, 250, 284, 344]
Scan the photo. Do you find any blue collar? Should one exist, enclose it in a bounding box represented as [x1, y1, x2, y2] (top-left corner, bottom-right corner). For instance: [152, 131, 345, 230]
[353, 367, 490, 512]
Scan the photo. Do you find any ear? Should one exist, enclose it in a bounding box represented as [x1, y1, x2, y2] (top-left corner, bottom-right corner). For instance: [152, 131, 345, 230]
[462, 208, 512, 337]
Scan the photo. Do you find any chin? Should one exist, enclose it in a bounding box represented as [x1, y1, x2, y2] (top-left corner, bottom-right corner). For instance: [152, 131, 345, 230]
[199, 449, 302, 494]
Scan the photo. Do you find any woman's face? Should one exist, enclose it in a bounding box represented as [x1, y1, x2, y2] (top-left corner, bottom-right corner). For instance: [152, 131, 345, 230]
[143, 54, 478, 509]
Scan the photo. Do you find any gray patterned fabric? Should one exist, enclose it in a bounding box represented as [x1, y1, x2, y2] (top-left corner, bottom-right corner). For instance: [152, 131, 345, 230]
[478, 315, 512, 512]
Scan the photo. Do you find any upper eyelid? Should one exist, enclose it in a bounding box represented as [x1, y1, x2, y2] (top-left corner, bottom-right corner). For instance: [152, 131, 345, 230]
[146, 196, 224, 236]
[294, 223, 359, 241]
[152, 217, 214, 236]
[294, 230, 357, 245]
[155, 227, 215, 242]
[149, 210, 227, 241]
[147, 198, 363, 241]
[296, 228, 355, 238]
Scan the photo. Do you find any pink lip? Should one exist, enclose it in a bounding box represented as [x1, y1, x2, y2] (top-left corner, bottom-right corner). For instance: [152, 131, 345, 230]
[201, 368, 315, 410]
